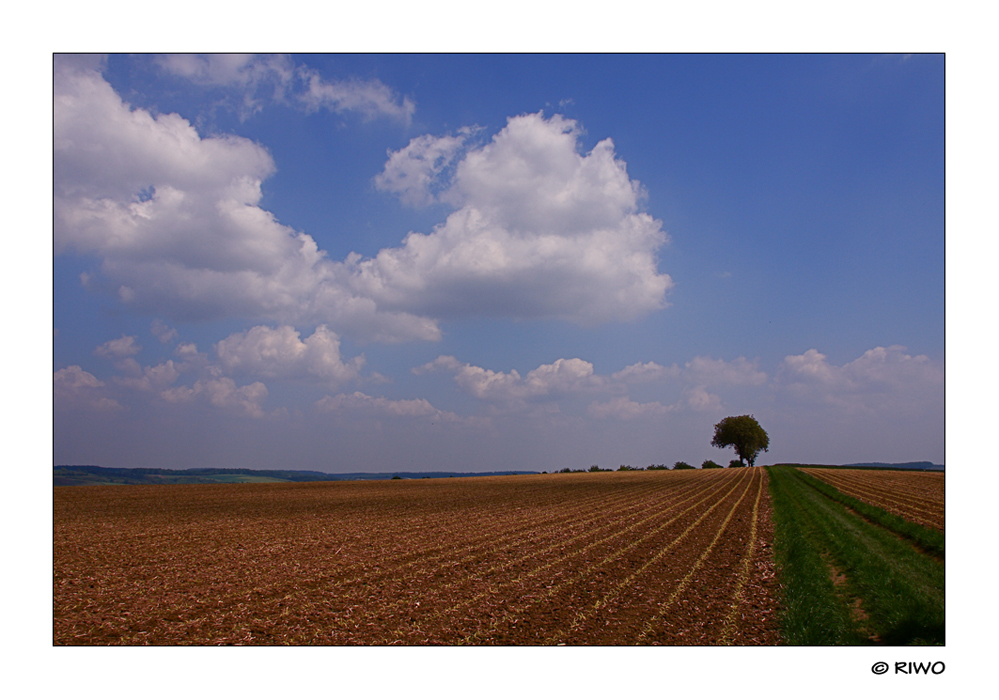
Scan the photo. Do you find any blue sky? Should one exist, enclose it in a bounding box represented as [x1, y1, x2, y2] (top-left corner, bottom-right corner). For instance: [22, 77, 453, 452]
[53, 53, 944, 472]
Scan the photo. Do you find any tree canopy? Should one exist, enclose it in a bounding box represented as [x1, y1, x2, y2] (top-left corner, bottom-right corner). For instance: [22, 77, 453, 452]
[711, 415, 770, 467]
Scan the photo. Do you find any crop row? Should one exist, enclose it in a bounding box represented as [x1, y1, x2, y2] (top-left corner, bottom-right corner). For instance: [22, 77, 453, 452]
[54, 469, 778, 645]
[465, 469, 757, 645]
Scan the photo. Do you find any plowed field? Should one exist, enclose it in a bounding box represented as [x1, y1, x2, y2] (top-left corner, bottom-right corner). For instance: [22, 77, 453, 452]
[799, 468, 944, 531]
[54, 469, 779, 645]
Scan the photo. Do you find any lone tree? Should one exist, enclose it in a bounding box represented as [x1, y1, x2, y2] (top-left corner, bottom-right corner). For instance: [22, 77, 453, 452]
[711, 415, 770, 467]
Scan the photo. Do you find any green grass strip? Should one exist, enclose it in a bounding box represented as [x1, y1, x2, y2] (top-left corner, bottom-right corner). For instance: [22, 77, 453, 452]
[767, 466, 863, 644]
[778, 466, 944, 558]
[766, 466, 944, 645]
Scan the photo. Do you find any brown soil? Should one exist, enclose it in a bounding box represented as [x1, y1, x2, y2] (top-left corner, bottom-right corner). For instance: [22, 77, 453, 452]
[54, 469, 781, 645]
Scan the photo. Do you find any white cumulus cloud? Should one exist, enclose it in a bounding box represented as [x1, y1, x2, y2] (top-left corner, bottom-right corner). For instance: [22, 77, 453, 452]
[215, 324, 364, 386]
[374, 130, 475, 207]
[55, 64, 672, 343]
[315, 391, 477, 426]
[298, 67, 415, 124]
[155, 54, 412, 123]
[587, 396, 677, 420]
[684, 356, 768, 386]
[94, 335, 141, 359]
[358, 112, 673, 324]
[776, 345, 943, 413]
[684, 386, 724, 412]
[416, 355, 606, 404]
[54, 56, 438, 343]
[611, 361, 681, 384]
[418, 352, 775, 419]
[115, 360, 182, 392]
[54, 366, 124, 412]
[151, 320, 178, 344]
[156, 54, 292, 88]
[161, 377, 269, 418]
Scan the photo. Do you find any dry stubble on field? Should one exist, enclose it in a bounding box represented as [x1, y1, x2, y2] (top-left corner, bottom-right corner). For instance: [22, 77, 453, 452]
[54, 470, 779, 645]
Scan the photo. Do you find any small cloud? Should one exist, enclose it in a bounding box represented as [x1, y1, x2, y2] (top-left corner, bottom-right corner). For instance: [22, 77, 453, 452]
[416, 355, 605, 404]
[611, 361, 680, 384]
[588, 396, 676, 420]
[156, 55, 414, 123]
[214, 324, 364, 386]
[151, 319, 178, 344]
[161, 377, 269, 418]
[115, 360, 181, 392]
[315, 391, 485, 427]
[684, 356, 767, 387]
[374, 130, 475, 207]
[55, 365, 103, 389]
[95, 335, 141, 359]
[298, 67, 415, 124]
[685, 386, 723, 412]
[54, 365, 124, 412]
[175, 342, 200, 358]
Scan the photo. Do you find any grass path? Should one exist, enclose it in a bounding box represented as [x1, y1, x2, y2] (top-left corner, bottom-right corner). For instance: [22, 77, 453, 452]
[766, 466, 944, 645]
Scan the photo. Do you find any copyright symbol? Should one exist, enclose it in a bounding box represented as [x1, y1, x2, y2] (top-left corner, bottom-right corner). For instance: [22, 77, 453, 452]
[872, 662, 889, 675]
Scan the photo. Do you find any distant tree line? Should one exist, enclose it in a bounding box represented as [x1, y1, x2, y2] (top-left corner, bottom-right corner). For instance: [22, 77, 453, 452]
[556, 459, 750, 473]
[553, 415, 772, 475]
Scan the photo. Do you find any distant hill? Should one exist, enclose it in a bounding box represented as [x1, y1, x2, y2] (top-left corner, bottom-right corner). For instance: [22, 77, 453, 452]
[53, 465, 538, 486]
[844, 461, 944, 471]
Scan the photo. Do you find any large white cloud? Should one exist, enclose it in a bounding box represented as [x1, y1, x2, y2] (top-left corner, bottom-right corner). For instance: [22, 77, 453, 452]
[54, 56, 438, 343]
[215, 324, 364, 386]
[55, 61, 672, 342]
[358, 112, 673, 324]
[447, 114, 643, 234]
